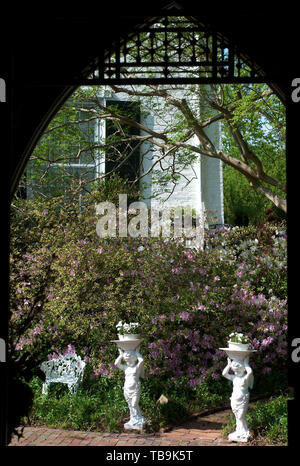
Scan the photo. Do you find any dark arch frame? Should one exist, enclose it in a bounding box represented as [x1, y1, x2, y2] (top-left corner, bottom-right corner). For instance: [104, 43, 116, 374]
[1, 5, 299, 448]
[6, 11, 291, 198]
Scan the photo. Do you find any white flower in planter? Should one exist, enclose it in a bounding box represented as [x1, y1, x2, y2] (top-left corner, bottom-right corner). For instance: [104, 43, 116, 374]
[116, 321, 140, 335]
[228, 332, 251, 344]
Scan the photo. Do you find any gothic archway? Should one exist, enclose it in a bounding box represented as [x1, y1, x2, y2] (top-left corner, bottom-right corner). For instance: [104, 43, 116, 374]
[2, 8, 296, 447]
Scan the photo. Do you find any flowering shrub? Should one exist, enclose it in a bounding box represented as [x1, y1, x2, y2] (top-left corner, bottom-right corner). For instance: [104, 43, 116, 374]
[9, 191, 287, 395]
[47, 344, 76, 360]
[204, 222, 287, 300]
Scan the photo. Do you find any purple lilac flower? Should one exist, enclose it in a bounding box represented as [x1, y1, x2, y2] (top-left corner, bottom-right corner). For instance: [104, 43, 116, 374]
[64, 344, 75, 354]
[188, 378, 201, 387]
[197, 304, 206, 311]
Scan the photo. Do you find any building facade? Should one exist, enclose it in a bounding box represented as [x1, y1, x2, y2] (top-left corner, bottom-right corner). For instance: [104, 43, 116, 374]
[95, 87, 224, 226]
[26, 86, 224, 229]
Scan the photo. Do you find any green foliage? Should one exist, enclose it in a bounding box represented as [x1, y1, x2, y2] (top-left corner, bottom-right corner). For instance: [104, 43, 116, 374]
[223, 165, 267, 225]
[221, 83, 286, 225]
[205, 222, 287, 299]
[91, 173, 141, 204]
[27, 376, 127, 432]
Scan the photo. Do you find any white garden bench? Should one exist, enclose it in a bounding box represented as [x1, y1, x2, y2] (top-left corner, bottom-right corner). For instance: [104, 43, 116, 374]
[40, 353, 86, 395]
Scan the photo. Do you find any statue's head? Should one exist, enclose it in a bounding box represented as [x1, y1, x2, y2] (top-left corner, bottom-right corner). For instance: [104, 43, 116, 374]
[123, 350, 138, 366]
[231, 359, 246, 376]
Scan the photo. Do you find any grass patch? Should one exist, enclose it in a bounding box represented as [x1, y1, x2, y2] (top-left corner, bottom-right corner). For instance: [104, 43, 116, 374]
[25, 373, 232, 433]
[222, 394, 290, 445]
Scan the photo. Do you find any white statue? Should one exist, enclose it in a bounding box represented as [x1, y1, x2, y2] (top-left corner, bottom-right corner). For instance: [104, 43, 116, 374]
[222, 356, 254, 442]
[114, 348, 147, 430]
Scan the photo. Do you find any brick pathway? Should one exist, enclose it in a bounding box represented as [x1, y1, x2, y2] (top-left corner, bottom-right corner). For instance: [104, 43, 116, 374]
[8, 408, 244, 447]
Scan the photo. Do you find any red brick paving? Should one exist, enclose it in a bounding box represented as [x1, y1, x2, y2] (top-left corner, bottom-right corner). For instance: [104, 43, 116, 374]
[8, 408, 246, 447]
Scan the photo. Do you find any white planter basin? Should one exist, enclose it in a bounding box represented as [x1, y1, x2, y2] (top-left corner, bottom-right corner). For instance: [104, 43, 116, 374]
[228, 341, 250, 351]
[111, 339, 143, 351]
[118, 334, 141, 341]
[219, 347, 257, 361]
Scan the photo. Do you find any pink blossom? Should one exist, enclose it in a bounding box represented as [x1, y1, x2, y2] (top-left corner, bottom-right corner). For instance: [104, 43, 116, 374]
[61, 344, 75, 355]
[261, 337, 274, 347]
[48, 352, 59, 360]
[183, 250, 194, 260]
[252, 338, 260, 348]
[33, 325, 44, 335]
[197, 304, 206, 311]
